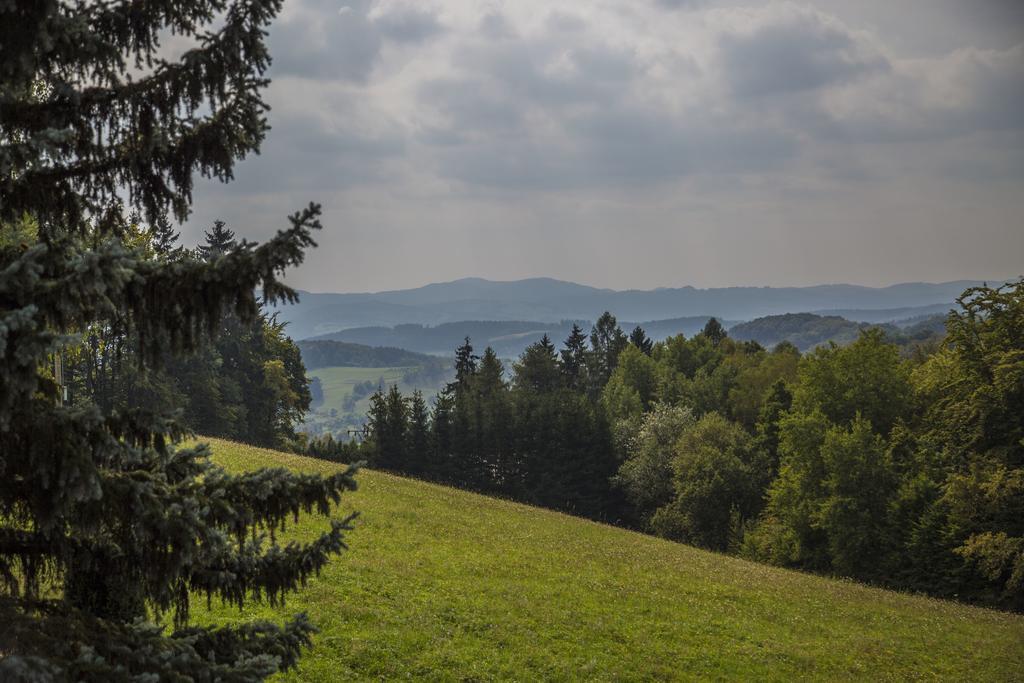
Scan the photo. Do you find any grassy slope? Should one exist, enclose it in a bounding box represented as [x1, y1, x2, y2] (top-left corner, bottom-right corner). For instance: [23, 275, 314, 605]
[200, 439, 1024, 681]
[311, 366, 412, 409]
[305, 366, 412, 433]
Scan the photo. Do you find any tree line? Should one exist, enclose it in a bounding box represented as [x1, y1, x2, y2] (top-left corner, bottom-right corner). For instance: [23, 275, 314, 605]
[59, 219, 313, 452]
[344, 288, 1023, 611]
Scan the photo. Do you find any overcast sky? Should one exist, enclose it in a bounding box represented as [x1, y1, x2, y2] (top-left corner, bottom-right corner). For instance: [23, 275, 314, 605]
[183, 0, 1024, 292]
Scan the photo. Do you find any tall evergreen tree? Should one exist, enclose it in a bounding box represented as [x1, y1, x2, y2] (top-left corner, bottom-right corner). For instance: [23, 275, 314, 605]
[197, 220, 239, 261]
[588, 312, 628, 395]
[474, 348, 512, 490]
[406, 390, 431, 477]
[514, 335, 562, 393]
[430, 388, 457, 483]
[629, 326, 654, 356]
[701, 317, 728, 347]
[149, 212, 183, 259]
[0, 1, 359, 678]
[560, 323, 589, 391]
[452, 336, 479, 388]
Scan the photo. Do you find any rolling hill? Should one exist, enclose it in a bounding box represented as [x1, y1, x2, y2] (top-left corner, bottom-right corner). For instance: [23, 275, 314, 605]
[728, 313, 948, 351]
[270, 277, 994, 340]
[307, 317, 733, 358]
[198, 439, 1024, 681]
[297, 339, 448, 371]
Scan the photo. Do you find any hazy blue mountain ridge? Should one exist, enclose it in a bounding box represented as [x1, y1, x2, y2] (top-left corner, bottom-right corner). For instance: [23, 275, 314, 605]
[271, 277, 994, 341]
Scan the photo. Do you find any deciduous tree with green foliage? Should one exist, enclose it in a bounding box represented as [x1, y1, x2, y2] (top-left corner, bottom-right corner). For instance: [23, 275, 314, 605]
[0, 1, 359, 678]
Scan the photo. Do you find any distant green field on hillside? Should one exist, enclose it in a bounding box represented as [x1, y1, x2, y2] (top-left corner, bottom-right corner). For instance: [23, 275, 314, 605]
[304, 365, 444, 437]
[313, 365, 412, 408]
[198, 439, 1024, 681]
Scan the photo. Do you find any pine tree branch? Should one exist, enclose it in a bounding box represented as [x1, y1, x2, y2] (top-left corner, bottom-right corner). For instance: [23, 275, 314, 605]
[189, 517, 356, 618]
[0, 596, 309, 681]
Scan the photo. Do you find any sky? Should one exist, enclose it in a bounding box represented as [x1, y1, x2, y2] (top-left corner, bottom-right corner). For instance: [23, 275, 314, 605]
[182, 0, 1024, 293]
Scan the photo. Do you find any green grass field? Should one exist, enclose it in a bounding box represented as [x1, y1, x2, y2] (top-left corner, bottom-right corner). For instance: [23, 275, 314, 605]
[310, 366, 413, 410]
[200, 439, 1024, 681]
[305, 366, 417, 435]
[305, 365, 448, 435]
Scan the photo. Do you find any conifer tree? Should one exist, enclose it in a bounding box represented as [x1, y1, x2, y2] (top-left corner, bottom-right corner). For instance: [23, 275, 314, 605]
[380, 384, 410, 471]
[701, 317, 728, 346]
[560, 323, 589, 391]
[197, 220, 239, 261]
[406, 390, 431, 477]
[452, 336, 479, 387]
[149, 212, 183, 259]
[588, 312, 628, 395]
[430, 388, 457, 482]
[629, 326, 654, 356]
[0, 1, 360, 678]
[474, 348, 512, 490]
[514, 335, 562, 393]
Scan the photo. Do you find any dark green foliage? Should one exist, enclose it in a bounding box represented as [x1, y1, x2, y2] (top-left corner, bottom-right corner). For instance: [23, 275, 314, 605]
[59, 222, 314, 452]
[730, 313, 870, 351]
[406, 391, 432, 476]
[305, 433, 359, 463]
[356, 335, 617, 520]
[298, 340, 447, 372]
[754, 379, 793, 479]
[701, 317, 728, 346]
[587, 312, 628, 397]
[0, 0, 359, 677]
[453, 336, 478, 387]
[514, 334, 562, 393]
[310, 377, 324, 408]
[912, 281, 1024, 608]
[790, 328, 911, 435]
[629, 326, 653, 355]
[197, 220, 238, 261]
[560, 323, 589, 391]
[651, 413, 765, 551]
[365, 385, 408, 472]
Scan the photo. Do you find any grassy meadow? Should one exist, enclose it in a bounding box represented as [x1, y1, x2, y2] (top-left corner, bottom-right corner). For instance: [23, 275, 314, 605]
[199, 438, 1024, 681]
[304, 366, 415, 435]
[312, 365, 411, 408]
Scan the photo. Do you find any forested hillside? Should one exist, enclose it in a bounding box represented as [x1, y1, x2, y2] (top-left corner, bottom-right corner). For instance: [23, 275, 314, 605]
[729, 312, 871, 349]
[324, 283, 1024, 612]
[310, 317, 732, 358]
[729, 312, 948, 351]
[298, 339, 447, 370]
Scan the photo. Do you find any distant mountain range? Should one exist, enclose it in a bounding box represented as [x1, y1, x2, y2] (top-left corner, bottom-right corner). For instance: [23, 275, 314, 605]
[308, 317, 734, 358]
[272, 277, 995, 341]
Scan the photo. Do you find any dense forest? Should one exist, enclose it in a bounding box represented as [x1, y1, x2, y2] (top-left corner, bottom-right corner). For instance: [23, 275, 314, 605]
[330, 287, 1023, 611]
[59, 220, 314, 452]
